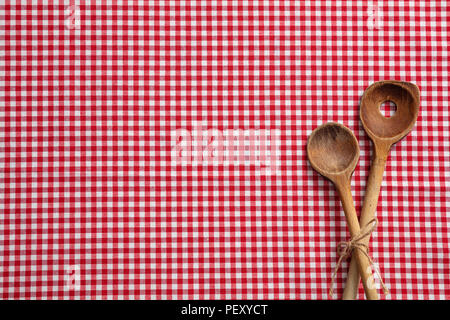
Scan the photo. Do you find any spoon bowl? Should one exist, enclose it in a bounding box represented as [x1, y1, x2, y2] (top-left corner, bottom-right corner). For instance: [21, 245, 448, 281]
[360, 80, 420, 147]
[307, 122, 360, 181]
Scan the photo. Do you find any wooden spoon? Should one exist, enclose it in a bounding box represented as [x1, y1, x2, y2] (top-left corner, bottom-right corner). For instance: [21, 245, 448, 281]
[307, 122, 379, 300]
[342, 80, 420, 299]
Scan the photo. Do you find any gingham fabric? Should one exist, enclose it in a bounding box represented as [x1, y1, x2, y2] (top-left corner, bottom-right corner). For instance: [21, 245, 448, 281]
[0, 0, 449, 300]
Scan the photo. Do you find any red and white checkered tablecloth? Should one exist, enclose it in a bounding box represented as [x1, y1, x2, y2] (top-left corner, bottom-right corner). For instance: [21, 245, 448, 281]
[0, 0, 449, 300]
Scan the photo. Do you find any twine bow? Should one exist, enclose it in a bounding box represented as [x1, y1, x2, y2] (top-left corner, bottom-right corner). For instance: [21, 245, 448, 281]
[329, 218, 389, 298]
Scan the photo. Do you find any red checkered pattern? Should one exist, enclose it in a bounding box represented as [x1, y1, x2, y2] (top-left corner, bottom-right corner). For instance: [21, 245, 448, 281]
[0, 0, 449, 300]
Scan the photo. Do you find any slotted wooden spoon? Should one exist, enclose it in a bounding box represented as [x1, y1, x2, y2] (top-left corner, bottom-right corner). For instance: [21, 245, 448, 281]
[342, 80, 420, 299]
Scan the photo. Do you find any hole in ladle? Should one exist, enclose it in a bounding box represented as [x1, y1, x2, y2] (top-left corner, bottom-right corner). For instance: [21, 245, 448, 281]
[379, 100, 397, 118]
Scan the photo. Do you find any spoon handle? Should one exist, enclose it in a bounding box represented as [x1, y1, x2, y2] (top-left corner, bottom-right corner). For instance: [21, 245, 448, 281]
[342, 154, 388, 300]
[335, 178, 379, 300]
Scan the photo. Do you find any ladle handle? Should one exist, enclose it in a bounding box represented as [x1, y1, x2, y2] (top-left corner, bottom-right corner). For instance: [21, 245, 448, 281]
[342, 154, 387, 300]
[335, 178, 379, 300]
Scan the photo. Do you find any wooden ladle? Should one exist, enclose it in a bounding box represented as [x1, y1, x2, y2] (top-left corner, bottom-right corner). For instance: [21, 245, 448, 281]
[307, 122, 379, 300]
[342, 80, 420, 299]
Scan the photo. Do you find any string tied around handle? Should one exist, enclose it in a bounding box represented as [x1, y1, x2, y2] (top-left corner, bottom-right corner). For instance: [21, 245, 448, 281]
[329, 218, 389, 298]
